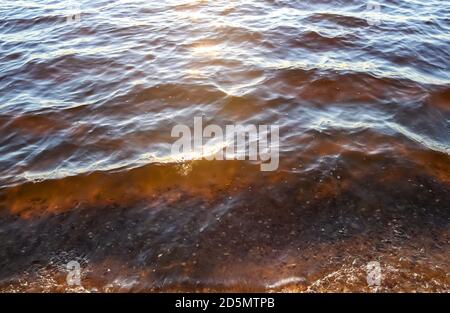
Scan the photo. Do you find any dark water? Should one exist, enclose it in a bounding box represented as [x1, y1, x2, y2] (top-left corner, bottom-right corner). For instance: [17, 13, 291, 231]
[0, 0, 449, 292]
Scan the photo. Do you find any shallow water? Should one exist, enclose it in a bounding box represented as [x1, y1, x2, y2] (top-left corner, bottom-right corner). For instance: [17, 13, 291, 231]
[0, 0, 449, 292]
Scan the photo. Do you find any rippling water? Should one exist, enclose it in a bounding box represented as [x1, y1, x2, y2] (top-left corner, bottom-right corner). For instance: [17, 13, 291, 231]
[0, 0, 449, 292]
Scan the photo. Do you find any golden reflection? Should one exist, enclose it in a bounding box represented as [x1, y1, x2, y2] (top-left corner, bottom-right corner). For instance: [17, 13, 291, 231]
[185, 68, 203, 78]
[191, 43, 221, 57]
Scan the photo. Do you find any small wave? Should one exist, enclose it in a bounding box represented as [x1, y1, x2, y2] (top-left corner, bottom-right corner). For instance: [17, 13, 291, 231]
[267, 277, 306, 289]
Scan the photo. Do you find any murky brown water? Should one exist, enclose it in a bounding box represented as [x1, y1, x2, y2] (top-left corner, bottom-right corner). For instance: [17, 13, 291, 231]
[0, 0, 449, 292]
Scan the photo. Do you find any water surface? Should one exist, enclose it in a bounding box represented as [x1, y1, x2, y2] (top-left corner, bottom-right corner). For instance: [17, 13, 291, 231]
[0, 0, 449, 292]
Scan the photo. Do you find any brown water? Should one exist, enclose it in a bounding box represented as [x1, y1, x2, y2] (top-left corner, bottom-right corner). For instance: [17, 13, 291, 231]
[0, 0, 449, 292]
